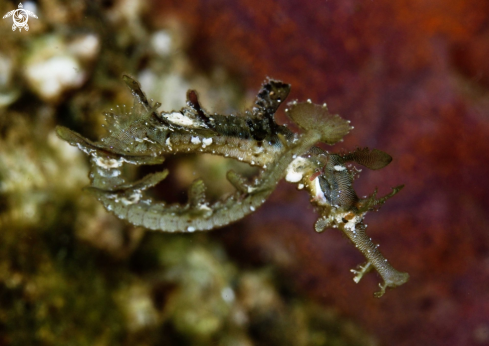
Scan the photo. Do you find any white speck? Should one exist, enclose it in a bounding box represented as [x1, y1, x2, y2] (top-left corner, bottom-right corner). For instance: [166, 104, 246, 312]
[120, 192, 142, 205]
[250, 206, 255, 211]
[165, 137, 172, 150]
[307, 99, 311, 103]
[286, 171, 302, 183]
[164, 112, 198, 127]
[25, 56, 85, 101]
[151, 30, 172, 56]
[198, 204, 211, 212]
[110, 169, 122, 177]
[254, 146, 264, 154]
[334, 165, 346, 171]
[298, 183, 304, 190]
[68, 34, 100, 60]
[96, 157, 122, 169]
[187, 226, 195, 233]
[202, 137, 212, 147]
[136, 137, 155, 144]
[285, 157, 308, 183]
[221, 287, 235, 303]
[191, 136, 201, 145]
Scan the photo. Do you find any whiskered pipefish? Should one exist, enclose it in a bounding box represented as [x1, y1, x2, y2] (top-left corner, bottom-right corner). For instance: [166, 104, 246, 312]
[57, 76, 408, 297]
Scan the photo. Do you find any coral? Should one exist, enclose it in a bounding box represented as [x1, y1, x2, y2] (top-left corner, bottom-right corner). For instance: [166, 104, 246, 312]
[57, 75, 407, 297]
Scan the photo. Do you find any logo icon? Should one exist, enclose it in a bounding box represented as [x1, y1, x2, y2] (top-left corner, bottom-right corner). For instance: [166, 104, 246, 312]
[3, 3, 38, 32]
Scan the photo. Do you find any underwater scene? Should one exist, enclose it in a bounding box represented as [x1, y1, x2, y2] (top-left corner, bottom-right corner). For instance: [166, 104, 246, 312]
[0, 0, 488, 345]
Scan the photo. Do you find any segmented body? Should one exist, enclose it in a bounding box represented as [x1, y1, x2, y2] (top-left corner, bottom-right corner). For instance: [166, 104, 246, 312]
[57, 76, 408, 297]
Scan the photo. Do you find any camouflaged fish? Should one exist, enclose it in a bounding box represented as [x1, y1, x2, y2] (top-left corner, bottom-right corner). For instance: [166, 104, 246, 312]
[56, 75, 408, 297]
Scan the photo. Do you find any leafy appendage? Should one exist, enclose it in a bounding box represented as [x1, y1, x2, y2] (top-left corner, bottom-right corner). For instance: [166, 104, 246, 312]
[226, 170, 250, 194]
[340, 147, 392, 170]
[357, 185, 405, 213]
[286, 102, 352, 144]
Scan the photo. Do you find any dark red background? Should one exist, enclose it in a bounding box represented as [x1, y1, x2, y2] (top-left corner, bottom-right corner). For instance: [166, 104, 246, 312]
[151, 1, 489, 345]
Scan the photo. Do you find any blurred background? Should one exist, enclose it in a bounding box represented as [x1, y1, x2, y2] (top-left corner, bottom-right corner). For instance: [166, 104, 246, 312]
[0, 0, 488, 345]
